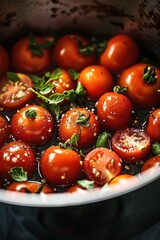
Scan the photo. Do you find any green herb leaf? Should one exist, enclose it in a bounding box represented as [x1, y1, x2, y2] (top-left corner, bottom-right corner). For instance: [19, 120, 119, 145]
[77, 180, 95, 190]
[49, 93, 66, 104]
[95, 132, 111, 148]
[39, 84, 54, 95]
[45, 68, 62, 80]
[8, 167, 28, 182]
[64, 89, 76, 102]
[68, 69, 79, 80]
[75, 82, 86, 96]
[7, 72, 20, 82]
[48, 103, 61, 120]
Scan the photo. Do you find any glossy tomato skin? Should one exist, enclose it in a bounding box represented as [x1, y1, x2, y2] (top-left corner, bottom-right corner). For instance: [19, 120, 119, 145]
[78, 65, 114, 100]
[0, 114, 10, 147]
[99, 34, 139, 73]
[11, 105, 55, 146]
[0, 46, 9, 78]
[40, 146, 83, 185]
[0, 73, 34, 111]
[65, 184, 97, 193]
[53, 34, 96, 71]
[141, 156, 160, 172]
[11, 36, 52, 75]
[96, 92, 133, 131]
[145, 108, 160, 143]
[109, 173, 138, 190]
[7, 181, 55, 193]
[0, 141, 37, 180]
[111, 128, 151, 163]
[118, 63, 160, 110]
[59, 107, 101, 148]
[84, 147, 122, 186]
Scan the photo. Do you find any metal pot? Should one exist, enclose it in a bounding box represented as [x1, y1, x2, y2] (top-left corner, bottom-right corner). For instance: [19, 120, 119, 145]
[0, 0, 160, 239]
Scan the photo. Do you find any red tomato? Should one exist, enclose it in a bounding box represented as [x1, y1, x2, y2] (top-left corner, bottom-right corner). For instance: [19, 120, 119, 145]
[0, 114, 10, 147]
[10, 105, 55, 146]
[78, 65, 114, 100]
[58, 107, 101, 148]
[84, 147, 122, 185]
[11, 36, 52, 75]
[7, 181, 55, 193]
[40, 146, 83, 185]
[141, 156, 160, 172]
[99, 34, 139, 73]
[109, 173, 138, 189]
[145, 108, 160, 143]
[111, 128, 151, 163]
[118, 63, 160, 110]
[53, 34, 96, 71]
[0, 46, 9, 78]
[96, 92, 133, 131]
[0, 141, 37, 180]
[0, 73, 34, 110]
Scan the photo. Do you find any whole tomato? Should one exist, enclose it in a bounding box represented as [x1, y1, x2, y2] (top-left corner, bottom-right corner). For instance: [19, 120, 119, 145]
[11, 105, 55, 146]
[118, 63, 160, 110]
[78, 65, 114, 100]
[109, 174, 138, 190]
[99, 34, 139, 73]
[145, 108, 160, 142]
[58, 107, 101, 148]
[141, 156, 160, 172]
[40, 146, 83, 185]
[111, 128, 151, 163]
[0, 141, 37, 180]
[0, 73, 34, 111]
[84, 147, 122, 186]
[7, 181, 55, 193]
[11, 35, 53, 75]
[0, 114, 10, 147]
[0, 45, 9, 78]
[96, 92, 133, 131]
[53, 34, 96, 71]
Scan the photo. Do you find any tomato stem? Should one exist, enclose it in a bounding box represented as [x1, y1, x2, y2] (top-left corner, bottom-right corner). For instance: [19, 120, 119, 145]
[113, 85, 127, 94]
[143, 66, 157, 84]
[25, 109, 37, 119]
[151, 142, 160, 156]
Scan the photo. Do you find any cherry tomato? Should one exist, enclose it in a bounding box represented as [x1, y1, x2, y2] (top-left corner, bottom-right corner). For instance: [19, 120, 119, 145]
[96, 92, 133, 131]
[66, 184, 97, 193]
[109, 173, 138, 189]
[40, 146, 83, 185]
[141, 156, 160, 172]
[0, 141, 37, 180]
[0, 73, 34, 110]
[7, 181, 55, 193]
[78, 65, 114, 100]
[11, 105, 55, 146]
[53, 34, 96, 71]
[84, 147, 122, 185]
[0, 45, 9, 78]
[99, 34, 139, 73]
[11, 36, 52, 75]
[118, 64, 160, 110]
[0, 114, 10, 147]
[145, 108, 160, 143]
[58, 107, 101, 148]
[111, 128, 151, 163]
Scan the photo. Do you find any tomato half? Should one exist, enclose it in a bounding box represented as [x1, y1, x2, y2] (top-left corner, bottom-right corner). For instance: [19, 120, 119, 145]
[0, 114, 10, 147]
[145, 108, 160, 143]
[7, 181, 55, 193]
[96, 92, 133, 131]
[58, 107, 101, 148]
[99, 34, 139, 73]
[0, 45, 9, 78]
[0, 141, 37, 180]
[11, 105, 55, 146]
[84, 147, 122, 185]
[118, 63, 160, 110]
[0, 73, 34, 110]
[78, 65, 114, 100]
[40, 146, 83, 185]
[53, 34, 96, 71]
[11, 36, 52, 75]
[141, 156, 160, 172]
[111, 128, 151, 163]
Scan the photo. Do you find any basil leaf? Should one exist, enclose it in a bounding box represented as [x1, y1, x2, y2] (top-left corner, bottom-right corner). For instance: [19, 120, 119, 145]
[68, 69, 79, 80]
[64, 89, 76, 102]
[39, 84, 54, 95]
[77, 180, 95, 190]
[48, 103, 61, 120]
[7, 72, 20, 82]
[45, 68, 62, 80]
[95, 132, 111, 148]
[49, 93, 65, 104]
[8, 167, 28, 182]
[70, 133, 80, 146]
[75, 82, 86, 96]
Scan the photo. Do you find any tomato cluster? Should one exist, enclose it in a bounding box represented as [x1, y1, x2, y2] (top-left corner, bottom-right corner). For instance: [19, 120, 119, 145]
[0, 32, 160, 194]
